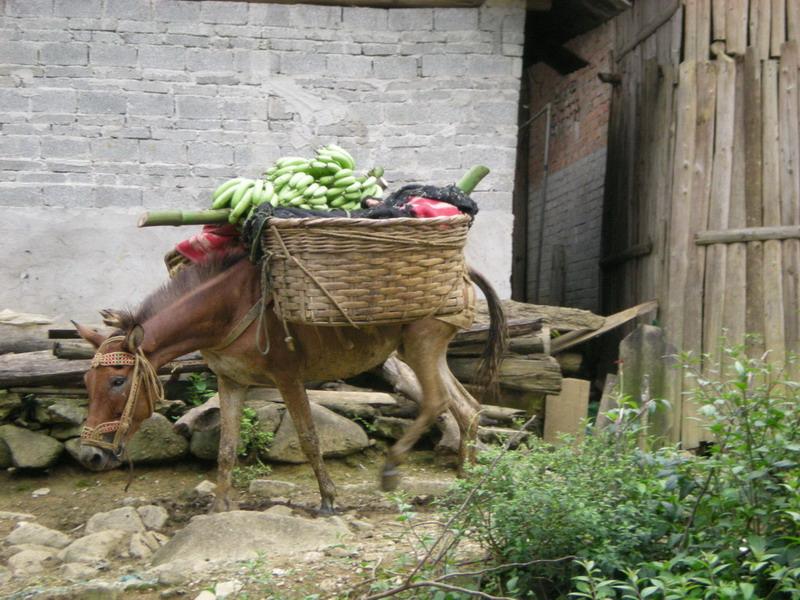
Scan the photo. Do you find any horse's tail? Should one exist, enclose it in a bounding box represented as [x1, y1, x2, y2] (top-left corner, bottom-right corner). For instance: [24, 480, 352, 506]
[468, 267, 508, 403]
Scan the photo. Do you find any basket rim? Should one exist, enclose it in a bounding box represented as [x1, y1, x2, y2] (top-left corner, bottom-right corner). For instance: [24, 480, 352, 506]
[265, 214, 472, 228]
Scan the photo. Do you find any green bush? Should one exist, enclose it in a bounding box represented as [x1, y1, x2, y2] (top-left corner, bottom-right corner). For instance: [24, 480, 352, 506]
[446, 348, 800, 599]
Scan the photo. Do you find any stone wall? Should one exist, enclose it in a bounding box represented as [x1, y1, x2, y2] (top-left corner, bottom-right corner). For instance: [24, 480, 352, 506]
[524, 21, 613, 312]
[0, 0, 524, 322]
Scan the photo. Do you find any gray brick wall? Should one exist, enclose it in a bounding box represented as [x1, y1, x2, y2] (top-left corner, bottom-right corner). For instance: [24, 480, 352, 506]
[0, 0, 523, 319]
[526, 148, 606, 312]
[0, 0, 524, 211]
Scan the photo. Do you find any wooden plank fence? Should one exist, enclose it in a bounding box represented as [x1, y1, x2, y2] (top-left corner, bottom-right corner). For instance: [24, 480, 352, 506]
[604, 0, 800, 446]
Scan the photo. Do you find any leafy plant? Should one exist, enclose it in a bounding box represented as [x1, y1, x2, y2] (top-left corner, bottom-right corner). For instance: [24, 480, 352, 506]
[431, 348, 800, 599]
[186, 372, 217, 406]
[238, 406, 273, 458]
[232, 460, 272, 489]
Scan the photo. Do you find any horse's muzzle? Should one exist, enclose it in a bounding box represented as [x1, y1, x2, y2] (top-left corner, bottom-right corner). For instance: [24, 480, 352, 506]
[77, 444, 121, 471]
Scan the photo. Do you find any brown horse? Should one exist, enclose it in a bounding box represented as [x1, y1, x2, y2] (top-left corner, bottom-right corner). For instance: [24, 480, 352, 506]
[73, 251, 506, 513]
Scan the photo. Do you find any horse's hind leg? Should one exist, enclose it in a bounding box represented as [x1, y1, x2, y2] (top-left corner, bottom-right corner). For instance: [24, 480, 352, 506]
[276, 378, 337, 513]
[382, 320, 454, 491]
[443, 372, 481, 472]
[213, 376, 246, 512]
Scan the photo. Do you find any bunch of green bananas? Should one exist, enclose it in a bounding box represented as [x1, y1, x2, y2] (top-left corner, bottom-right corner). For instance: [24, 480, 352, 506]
[210, 144, 385, 225]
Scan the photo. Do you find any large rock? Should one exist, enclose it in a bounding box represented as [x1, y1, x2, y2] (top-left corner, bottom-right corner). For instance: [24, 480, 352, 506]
[6, 521, 71, 548]
[58, 530, 130, 563]
[264, 403, 368, 464]
[33, 396, 88, 425]
[8, 548, 58, 575]
[0, 424, 63, 468]
[45, 398, 88, 425]
[0, 437, 10, 469]
[127, 413, 188, 463]
[189, 427, 220, 461]
[50, 423, 83, 441]
[85, 507, 145, 535]
[372, 416, 414, 441]
[0, 389, 22, 421]
[151, 510, 351, 566]
[254, 402, 285, 435]
[137, 505, 168, 531]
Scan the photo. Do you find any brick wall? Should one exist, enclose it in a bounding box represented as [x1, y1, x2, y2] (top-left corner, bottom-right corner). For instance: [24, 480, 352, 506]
[0, 0, 524, 320]
[524, 20, 613, 312]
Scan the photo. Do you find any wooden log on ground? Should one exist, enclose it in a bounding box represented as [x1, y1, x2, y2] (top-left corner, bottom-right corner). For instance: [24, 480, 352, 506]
[474, 300, 604, 333]
[451, 318, 543, 347]
[0, 351, 208, 388]
[554, 352, 583, 375]
[247, 387, 397, 420]
[448, 355, 562, 395]
[0, 325, 53, 355]
[52, 341, 94, 360]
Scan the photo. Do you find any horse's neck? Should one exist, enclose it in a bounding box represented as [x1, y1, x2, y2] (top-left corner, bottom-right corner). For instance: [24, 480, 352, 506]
[142, 260, 258, 367]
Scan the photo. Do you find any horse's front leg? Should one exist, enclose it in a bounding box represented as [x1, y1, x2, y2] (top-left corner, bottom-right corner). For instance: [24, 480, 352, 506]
[276, 378, 336, 513]
[212, 375, 246, 512]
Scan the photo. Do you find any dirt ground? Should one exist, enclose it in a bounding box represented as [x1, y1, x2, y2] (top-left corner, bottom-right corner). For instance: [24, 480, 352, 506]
[0, 449, 481, 599]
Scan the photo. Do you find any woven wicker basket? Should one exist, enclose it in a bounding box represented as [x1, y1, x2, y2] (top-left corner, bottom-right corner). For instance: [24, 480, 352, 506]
[262, 215, 471, 326]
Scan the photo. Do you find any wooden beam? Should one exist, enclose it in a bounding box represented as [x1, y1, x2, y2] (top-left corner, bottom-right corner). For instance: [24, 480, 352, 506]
[696, 225, 800, 245]
[599, 239, 653, 268]
[615, 0, 680, 61]
[550, 300, 658, 354]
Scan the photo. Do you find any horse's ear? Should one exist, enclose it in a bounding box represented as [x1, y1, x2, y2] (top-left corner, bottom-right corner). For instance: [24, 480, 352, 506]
[72, 321, 106, 349]
[124, 325, 144, 354]
[99, 309, 125, 329]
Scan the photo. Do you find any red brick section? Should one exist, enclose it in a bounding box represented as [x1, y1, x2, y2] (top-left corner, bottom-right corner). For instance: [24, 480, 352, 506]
[527, 21, 614, 187]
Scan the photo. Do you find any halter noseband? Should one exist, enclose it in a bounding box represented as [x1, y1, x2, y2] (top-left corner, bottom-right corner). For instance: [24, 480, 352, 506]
[80, 335, 164, 455]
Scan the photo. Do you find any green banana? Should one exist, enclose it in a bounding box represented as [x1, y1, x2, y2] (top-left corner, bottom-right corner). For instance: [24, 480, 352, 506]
[212, 177, 242, 201]
[273, 173, 292, 189]
[212, 184, 238, 209]
[334, 176, 356, 187]
[229, 187, 254, 223]
[326, 186, 346, 199]
[261, 181, 275, 205]
[333, 168, 354, 180]
[230, 179, 254, 208]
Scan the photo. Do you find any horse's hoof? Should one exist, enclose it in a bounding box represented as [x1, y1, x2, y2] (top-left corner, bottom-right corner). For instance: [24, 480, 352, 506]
[210, 498, 238, 513]
[381, 467, 400, 492]
[318, 498, 336, 515]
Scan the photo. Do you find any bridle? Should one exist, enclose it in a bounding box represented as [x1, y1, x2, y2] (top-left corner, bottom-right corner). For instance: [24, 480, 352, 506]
[80, 335, 164, 456]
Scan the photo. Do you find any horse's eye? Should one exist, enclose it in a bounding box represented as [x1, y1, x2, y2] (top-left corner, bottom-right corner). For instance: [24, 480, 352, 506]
[110, 376, 126, 388]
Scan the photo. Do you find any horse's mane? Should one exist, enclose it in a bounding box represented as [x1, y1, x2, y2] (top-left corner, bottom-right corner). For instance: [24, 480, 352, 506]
[115, 251, 248, 330]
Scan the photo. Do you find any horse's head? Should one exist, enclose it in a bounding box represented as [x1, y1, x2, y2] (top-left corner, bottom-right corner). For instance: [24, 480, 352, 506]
[73, 312, 162, 471]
